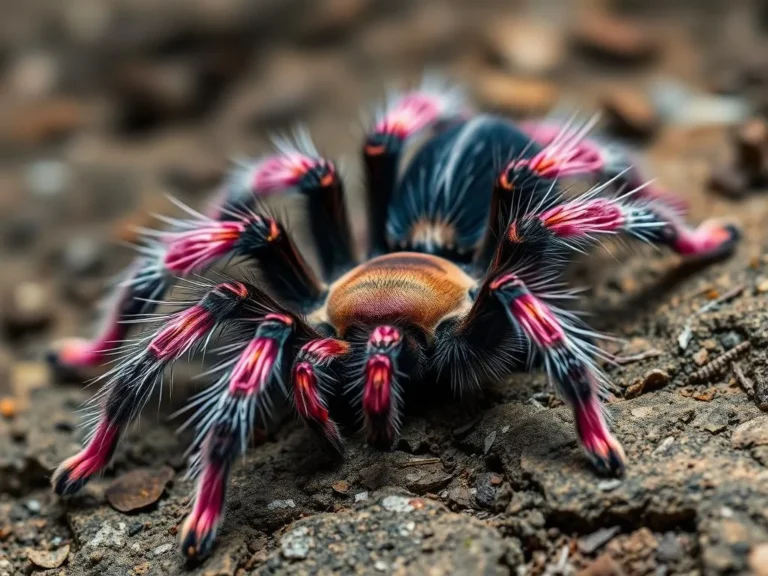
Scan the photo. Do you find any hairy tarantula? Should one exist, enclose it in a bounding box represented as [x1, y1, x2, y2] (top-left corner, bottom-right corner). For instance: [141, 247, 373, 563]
[49, 79, 739, 560]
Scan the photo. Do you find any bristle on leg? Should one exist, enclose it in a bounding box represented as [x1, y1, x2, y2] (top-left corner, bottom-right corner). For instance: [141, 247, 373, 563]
[488, 272, 626, 476]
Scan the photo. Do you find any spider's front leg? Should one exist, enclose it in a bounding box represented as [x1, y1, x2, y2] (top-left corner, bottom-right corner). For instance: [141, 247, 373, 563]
[51, 280, 254, 495]
[453, 234, 624, 475]
[179, 315, 346, 559]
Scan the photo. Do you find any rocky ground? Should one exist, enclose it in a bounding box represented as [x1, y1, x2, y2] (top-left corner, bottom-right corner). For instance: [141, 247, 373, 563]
[1, 0, 768, 574]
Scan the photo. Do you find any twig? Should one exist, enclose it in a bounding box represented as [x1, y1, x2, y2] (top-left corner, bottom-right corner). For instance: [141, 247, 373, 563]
[687, 341, 751, 383]
[399, 457, 441, 468]
[732, 362, 754, 396]
[613, 348, 663, 365]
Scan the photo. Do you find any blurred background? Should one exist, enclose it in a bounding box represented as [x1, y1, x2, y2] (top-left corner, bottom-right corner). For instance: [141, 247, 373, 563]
[1, 0, 768, 575]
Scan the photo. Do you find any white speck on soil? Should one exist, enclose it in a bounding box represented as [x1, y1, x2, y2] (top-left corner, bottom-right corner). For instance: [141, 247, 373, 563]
[652, 436, 675, 456]
[281, 526, 314, 559]
[597, 479, 622, 492]
[268, 499, 296, 510]
[375, 560, 388, 571]
[382, 495, 414, 513]
[153, 543, 173, 556]
[88, 522, 127, 548]
[354, 491, 369, 502]
[484, 431, 497, 454]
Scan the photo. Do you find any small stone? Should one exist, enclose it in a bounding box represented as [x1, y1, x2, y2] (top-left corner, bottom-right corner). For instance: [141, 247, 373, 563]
[152, 543, 173, 556]
[626, 369, 669, 398]
[652, 436, 674, 456]
[27, 544, 70, 569]
[656, 532, 682, 563]
[374, 560, 388, 572]
[331, 480, 350, 495]
[579, 526, 621, 554]
[735, 118, 768, 180]
[105, 467, 174, 513]
[484, 431, 497, 455]
[709, 164, 749, 199]
[0, 398, 17, 419]
[25, 160, 71, 198]
[61, 236, 103, 276]
[25, 499, 41, 514]
[474, 72, 559, 116]
[577, 553, 624, 576]
[88, 522, 127, 549]
[381, 495, 416, 513]
[281, 526, 313, 559]
[731, 416, 768, 449]
[573, 13, 658, 63]
[693, 389, 716, 402]
[756, 278, 768, 294]
[485, 18, 565, 76]
[597, 479, 622, 492]
[128, 522, 144, 537]
[267, 499, 296, 510]
[603, 88, 659, 139]
[693, 348, 709, 366]
[354, 491, 368, 503]
[749, 543, 768, 576]
[446, 486, 472, 509]
[2, 282, 53, 335]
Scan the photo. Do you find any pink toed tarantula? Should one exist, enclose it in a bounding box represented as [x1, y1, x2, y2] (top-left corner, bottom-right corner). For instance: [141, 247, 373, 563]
[49, 79, 739, 560]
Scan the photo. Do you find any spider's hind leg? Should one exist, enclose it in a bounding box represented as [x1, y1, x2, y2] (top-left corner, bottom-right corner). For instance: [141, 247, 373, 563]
[51, 280, 254, 496]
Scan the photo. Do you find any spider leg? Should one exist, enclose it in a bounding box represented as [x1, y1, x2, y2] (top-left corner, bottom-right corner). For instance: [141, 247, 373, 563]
[350, 325, 427, 449]
[364, 78, 467, 256]
[519, 119, 688, 213]
[51, 280, 256, 496]
[291, 338, 350, 454]
[179, 312, 331, 559]
[537, 192, 740, 259]
[452, 263, 625, 476]
[49, 208, 323, 373]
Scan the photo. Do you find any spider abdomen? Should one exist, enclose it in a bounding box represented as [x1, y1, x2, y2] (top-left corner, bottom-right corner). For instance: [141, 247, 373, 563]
[323, 252, 475, 336]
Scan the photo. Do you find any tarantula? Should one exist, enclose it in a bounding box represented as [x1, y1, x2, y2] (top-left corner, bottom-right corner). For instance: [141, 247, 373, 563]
[49, 79, 739, 560]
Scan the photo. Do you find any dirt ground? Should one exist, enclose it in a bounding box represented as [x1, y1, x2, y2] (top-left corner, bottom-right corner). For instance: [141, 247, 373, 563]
[1, 0, 768, 574]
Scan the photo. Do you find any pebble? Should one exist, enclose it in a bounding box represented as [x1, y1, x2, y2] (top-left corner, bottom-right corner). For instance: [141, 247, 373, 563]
[484, 431, 497, 455]
[474, 72, 559, 116]
[749, 543, 768, 576]
[626, 369, 670, 398]
[603, 88, 659, 139]
[656, 532, 682, 563]
[62, 236, 104, 276]
[652, 436, 675, 456]
[267, 499, 296, 510]
[578, 526, 621, 554]
[485, 18, 564, 76]
[382, 496, 415, 513]
[25, 160, 71, 198]
[87, 522, 127, 549]
[731, 416, 768, 449]
[152, 543, 172, 556]
[597, 479, 622, 492]
[25, 500, 41, 514]
[1, 282, 53, 335]
[735, 117, 768, 180]
[693, 348, 709, 366]
[577, 553, 624, 576]
[281, 526, 313, 559]
[573, 13, 658, 63]
[331, 480, 350, 495]
[0, 398, 16, 419]
[354, 491, 368, 503]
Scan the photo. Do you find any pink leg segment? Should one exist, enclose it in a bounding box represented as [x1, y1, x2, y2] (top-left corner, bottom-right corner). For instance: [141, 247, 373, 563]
[51, 421, 120, 495]
[180, 456, 229, 559]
